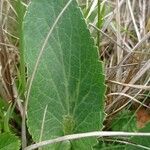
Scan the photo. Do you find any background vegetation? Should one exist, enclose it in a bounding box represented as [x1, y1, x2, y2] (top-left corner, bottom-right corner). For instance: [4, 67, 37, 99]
[0, 0, 150, 149]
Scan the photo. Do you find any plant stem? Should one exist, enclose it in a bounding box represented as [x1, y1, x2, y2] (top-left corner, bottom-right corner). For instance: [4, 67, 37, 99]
[24, 131, 150, 150]
[97, 0, 100, 47]
[16, 0, 26, 97]
[15, 0, 26, 148]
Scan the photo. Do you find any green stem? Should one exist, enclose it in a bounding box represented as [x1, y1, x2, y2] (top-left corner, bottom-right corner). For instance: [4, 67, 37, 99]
[97, 0, 101, 47]
[16, 0, 26, 97]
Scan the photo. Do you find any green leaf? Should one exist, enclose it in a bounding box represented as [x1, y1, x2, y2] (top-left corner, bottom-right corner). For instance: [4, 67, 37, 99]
[125, 122, 150, 150]
[94, 142, 125, 150]
[24, 0, 105, 149]
[93, 137, 126, 150]
[0, 133, 20, 150]
[111, 110, 137, 132]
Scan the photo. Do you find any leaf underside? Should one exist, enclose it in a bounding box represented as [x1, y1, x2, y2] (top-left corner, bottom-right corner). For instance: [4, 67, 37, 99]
[24, 0, 105, 149]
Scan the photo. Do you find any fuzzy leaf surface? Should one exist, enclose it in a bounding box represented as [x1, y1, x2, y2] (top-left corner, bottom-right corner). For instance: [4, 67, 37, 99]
[24, 0, 105, 149]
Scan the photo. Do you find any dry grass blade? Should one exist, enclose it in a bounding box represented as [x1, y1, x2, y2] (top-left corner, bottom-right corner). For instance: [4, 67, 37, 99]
[108, 80, 150, 90]
[106, 59, 150, 113]
[87, 0, 150, 127]
[0, 0, 14, 102]
[107, 92, 150, 117]
[127, 0, 141, 41]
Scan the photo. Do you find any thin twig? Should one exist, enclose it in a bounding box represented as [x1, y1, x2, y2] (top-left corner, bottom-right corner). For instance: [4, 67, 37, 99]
[107, 80, 150, 90]
[107, 92, 150, 110]
[24, 131, 150, 150]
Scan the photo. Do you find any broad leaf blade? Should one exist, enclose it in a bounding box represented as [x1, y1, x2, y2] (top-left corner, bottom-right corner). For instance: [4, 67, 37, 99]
[0, 133, 20, 150]
[24, 0, 105, 149]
